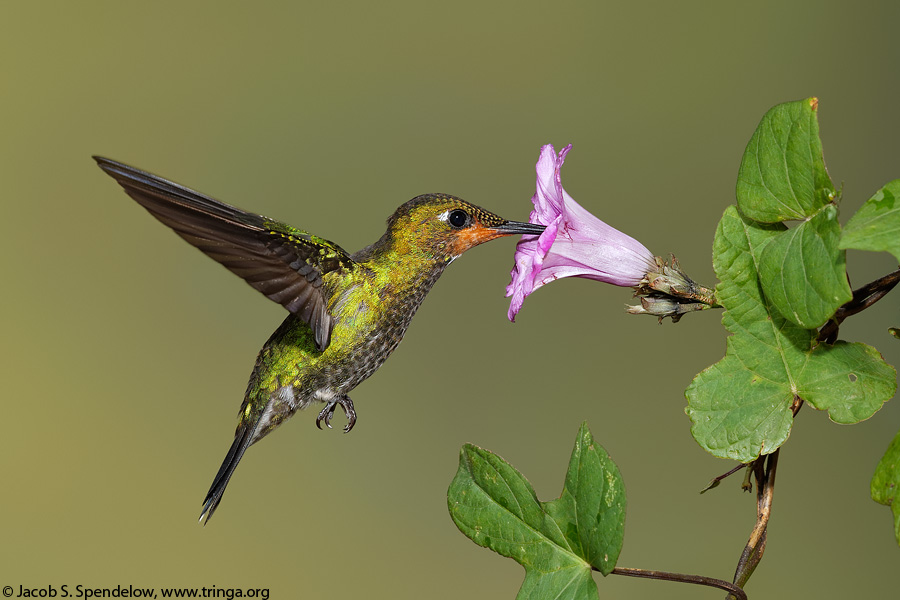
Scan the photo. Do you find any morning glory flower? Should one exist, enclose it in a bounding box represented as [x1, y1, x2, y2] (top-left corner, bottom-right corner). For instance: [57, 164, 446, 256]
[506, 144, 657, 321]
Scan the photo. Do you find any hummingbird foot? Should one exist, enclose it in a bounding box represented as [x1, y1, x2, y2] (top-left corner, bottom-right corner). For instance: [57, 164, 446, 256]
[316, 395, 357, 433]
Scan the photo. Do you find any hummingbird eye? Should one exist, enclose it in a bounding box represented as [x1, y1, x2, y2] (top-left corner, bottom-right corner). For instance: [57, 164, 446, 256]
[447, 209, 469, 229]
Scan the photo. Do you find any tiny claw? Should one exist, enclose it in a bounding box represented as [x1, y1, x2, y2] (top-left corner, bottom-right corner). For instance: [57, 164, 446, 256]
[316, 403, 335, 429]
[315, 395, 357, 433]
[340, 397, 357, 433]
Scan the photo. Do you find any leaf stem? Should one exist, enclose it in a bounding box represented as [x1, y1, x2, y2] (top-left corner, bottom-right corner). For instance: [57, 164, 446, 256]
[608, 566, 747, 599]
[700, 462, 749, 493]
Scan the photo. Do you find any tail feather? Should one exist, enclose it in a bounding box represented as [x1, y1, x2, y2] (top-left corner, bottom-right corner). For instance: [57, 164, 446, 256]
[199, 422, 255, 525]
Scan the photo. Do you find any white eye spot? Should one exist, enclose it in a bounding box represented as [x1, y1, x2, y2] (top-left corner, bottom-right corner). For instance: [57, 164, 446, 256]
[437, 210, 450, 223]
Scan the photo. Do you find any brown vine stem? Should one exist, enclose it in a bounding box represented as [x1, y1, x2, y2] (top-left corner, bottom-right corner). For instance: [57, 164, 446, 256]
[729, 399, 801, 597]
[729, 451, 777, 597]
[818, 267, 900, 343]
[608, 566, 747, 599]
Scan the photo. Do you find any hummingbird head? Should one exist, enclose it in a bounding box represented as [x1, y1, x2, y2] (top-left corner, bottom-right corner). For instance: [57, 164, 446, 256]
[383, 194, 546, 262]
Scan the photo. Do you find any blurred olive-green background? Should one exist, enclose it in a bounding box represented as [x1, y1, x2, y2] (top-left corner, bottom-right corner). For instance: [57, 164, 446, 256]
[3, 1, 899, 598]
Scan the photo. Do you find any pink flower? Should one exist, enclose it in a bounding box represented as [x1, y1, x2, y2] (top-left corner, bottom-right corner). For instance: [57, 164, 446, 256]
[506, 144, 656, 321]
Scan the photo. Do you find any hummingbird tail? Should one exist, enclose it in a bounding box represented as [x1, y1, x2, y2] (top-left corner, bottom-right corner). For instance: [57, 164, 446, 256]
[199, 421, 254, 525]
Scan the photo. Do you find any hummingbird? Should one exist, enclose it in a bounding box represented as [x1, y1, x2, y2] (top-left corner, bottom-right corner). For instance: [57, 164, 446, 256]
[93, 156, 545, 523]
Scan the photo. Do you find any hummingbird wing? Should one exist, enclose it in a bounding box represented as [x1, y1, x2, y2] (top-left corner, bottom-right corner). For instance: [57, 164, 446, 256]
[94, 156, 354, 351]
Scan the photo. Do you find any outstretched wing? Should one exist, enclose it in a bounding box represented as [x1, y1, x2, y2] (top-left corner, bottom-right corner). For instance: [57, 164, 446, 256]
[94, 156, 354, 351]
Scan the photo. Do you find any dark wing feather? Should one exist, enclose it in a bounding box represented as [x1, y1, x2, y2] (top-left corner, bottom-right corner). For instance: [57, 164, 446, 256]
[94, 156, 353, 351]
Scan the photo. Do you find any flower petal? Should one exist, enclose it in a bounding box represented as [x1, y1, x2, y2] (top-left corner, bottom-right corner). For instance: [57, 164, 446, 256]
[507, 143, 655, 321]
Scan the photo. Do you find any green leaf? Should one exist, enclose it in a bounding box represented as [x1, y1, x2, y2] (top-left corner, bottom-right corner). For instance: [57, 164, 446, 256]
[840, 180, 900, 263]
[799, 341, 896, 423]
[448, 423, 625, 599]
[736, 97, 835, 223]
[757, 205, 852, 328]
[687, 207, 894, 461]
[687, 207, 807, 460]
[872, 430, 900, 546]
[686, 355, 796, 460]
[549, 424, 626, 574]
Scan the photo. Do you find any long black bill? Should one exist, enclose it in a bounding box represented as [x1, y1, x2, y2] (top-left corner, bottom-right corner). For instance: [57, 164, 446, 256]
[491, 220, 546, 236]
